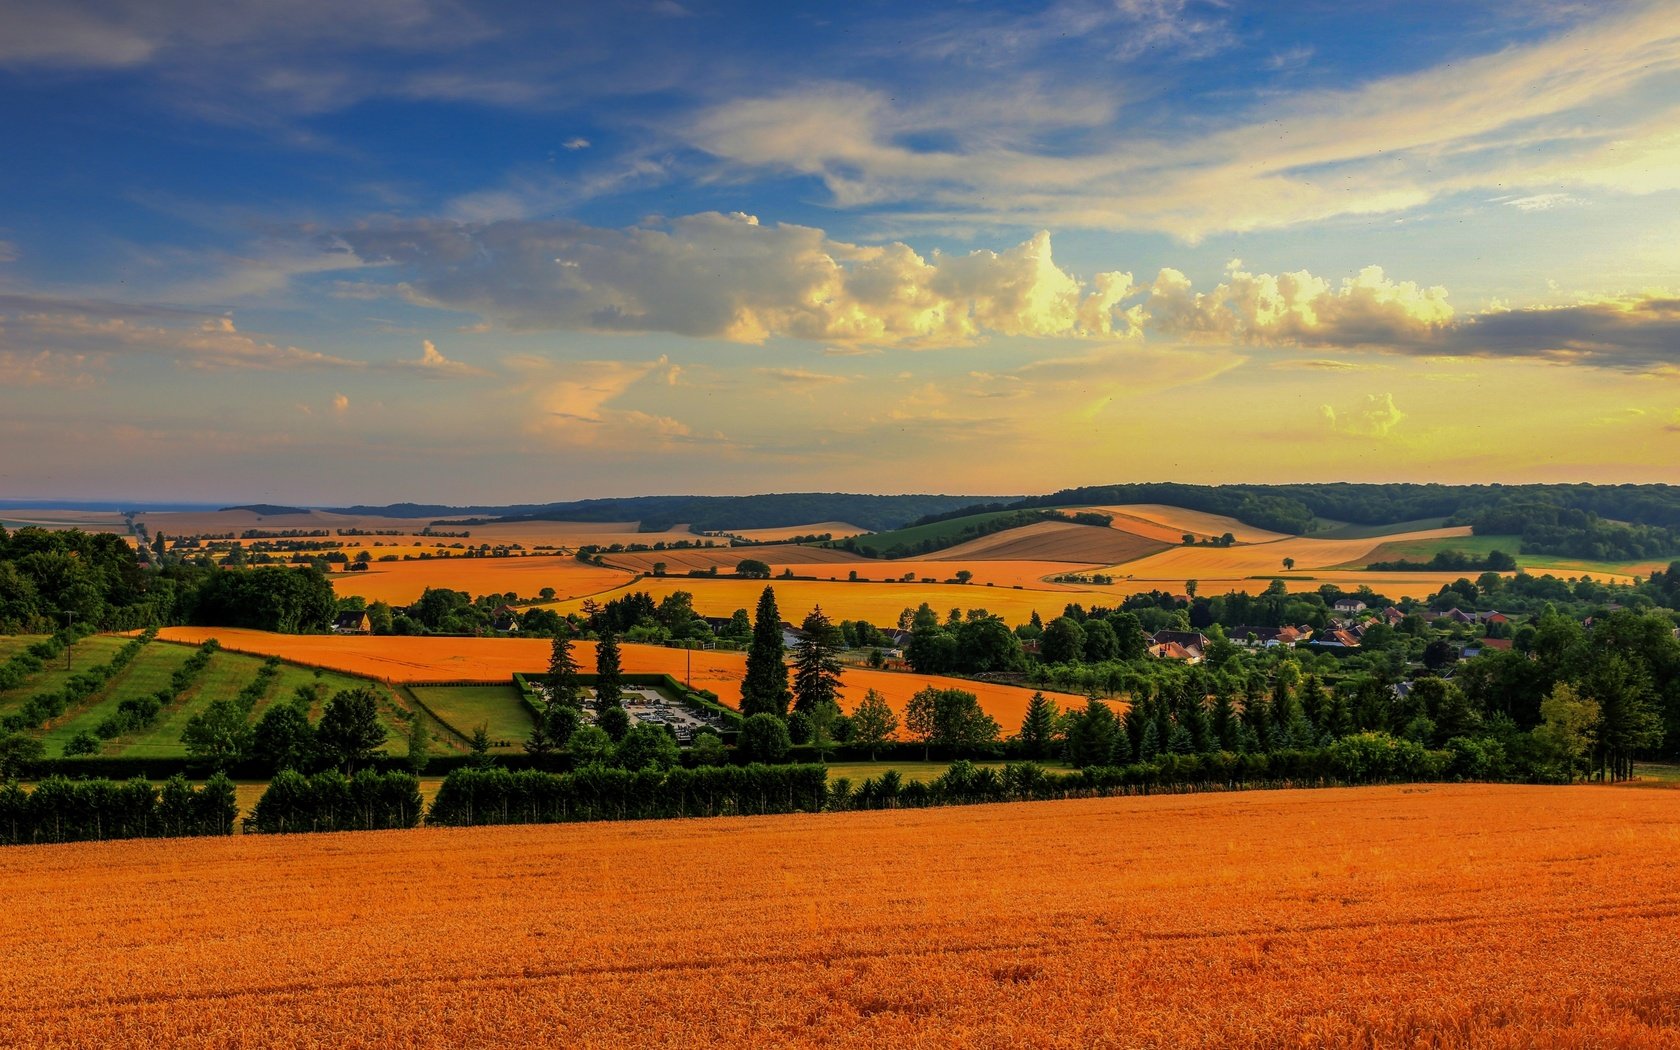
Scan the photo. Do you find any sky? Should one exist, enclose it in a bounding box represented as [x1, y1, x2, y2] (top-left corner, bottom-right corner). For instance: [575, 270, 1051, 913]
[2, 0, 1679, 505]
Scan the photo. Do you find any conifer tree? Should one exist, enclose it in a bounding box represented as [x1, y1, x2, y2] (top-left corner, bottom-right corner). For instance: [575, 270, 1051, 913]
[546, 633, 582, 708]
[1018, 692, 1059, 759]
[792, 606, 843, 715]
[595, 631, 623, 708]
[740, 586, 791, 718]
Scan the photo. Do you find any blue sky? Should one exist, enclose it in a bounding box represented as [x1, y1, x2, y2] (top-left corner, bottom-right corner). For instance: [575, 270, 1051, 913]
[2, 0, 1679, 504]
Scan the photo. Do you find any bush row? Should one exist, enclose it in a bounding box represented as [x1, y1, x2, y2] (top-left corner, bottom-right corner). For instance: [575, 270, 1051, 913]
[246, 768, 423, 834]
[0, 629, 156, 734]
[426, 762, 830, 825]
[0, 630, 77, 692]
[0, 772, 236, 846]
[87, 637, 222, 743]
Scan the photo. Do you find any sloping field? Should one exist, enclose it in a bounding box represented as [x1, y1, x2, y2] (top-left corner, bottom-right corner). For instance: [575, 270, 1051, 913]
[0, 509, 130, 534]
[3, 786, 1676, 1047]
[928, 520, 1167, 564]
[1105, 526, 1473, 581]
[722, 521, 868, 542]
[1348, 531, 1519, 567]
[152, 628, 1086, 733]
[333, 557, 632, 605]
[602, 543, 865, 575]
[1083, 503, 1292, 543]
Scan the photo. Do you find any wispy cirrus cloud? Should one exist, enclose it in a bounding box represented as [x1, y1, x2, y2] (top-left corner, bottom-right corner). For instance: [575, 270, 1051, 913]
[686, 3, 1680, 240]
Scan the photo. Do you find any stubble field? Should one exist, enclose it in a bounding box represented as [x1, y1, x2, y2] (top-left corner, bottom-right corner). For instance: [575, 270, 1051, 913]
[2, 784, 1675, 1048]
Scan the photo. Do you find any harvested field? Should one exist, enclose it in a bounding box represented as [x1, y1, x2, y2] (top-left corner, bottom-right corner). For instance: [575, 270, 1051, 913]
[927, 519, 1167, 564]
[720, 521, 868, 542]
[332, 557, 632, 605]
[151, 628, 1086, 734]
[3, 785, 1677, 1047]
[1103, 526, 1473, 580]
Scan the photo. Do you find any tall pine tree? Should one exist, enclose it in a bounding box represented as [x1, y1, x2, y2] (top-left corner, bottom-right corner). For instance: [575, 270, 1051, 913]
[595, 631, 623, 708]
[1018, 692, 1059, 759]
[740, 586, 791, 718]
[792, 606, 843, 714]
[546, 633, 582, 707]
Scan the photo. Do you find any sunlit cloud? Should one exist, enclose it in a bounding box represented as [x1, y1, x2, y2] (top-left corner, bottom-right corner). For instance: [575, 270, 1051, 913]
[1321, 393, 1406, 438]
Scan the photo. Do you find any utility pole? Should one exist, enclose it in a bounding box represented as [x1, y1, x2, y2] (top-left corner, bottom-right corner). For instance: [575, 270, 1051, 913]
[64, 611, 76, 670]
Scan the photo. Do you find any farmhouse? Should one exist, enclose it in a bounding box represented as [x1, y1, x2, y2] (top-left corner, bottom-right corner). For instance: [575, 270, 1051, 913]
[1147, 641, 1201, 663]
[331, 611, 371, 635]
[1149, 630, 1208, 657]
[1332, 599, 1367, 614]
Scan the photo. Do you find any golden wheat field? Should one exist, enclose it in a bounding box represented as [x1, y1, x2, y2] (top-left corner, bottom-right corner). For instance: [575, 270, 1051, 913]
[332, 557, 634, 605]
[151, 628, 1087, 732]
[3, 785, 1676, 1048]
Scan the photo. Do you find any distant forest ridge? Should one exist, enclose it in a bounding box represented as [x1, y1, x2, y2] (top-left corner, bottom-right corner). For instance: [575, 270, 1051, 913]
[316, 483, 1680, 561]
[1002, 483, 1680, 562]
[433, 493, 1015, 534]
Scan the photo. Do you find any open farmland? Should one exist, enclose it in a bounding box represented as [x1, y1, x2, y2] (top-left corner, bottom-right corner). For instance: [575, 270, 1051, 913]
[2, 785, 1676, 1048]
[600, 542, 864, 575]
[152, 628, 1089, 734]
[332, 556, 633, 605]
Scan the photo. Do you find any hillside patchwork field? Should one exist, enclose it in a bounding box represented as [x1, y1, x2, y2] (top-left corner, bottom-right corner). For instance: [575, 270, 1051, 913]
[2, 785, 1675, 1047]
[152, 628, 1089, 735]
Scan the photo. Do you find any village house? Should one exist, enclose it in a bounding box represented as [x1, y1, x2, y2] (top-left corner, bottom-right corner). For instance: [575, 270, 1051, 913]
[1147, 641, 1201, 664]
[1149, 630, 1209, 659]
[1332, 598, 1367, 614]
[331, 610, 371, 635]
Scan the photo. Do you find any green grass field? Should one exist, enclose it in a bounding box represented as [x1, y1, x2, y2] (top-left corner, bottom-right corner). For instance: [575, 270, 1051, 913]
[36, 642, 196, 753]
[1339, 533, 1521, 569]
[408, 683, 532, 750]
[1313, 517, 1451, 540]
[0, 635, 130, 715]
[110, 648, 289, 758]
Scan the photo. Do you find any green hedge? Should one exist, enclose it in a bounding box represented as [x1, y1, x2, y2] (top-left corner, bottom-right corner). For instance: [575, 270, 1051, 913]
[247, 768, 423, 834]
[0, 772, 236, 846]
[427, 762, 828, 825]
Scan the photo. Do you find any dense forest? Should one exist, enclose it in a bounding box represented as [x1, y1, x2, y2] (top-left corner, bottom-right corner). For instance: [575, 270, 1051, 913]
[0, 526, 335, 634]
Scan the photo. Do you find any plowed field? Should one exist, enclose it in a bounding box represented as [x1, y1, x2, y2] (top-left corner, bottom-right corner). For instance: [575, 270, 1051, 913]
[928, 520, 1166, 564]
[3, 785, 1676, 1048]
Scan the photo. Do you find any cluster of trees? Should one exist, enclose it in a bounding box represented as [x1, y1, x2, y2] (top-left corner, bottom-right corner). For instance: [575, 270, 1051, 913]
[0, 773, 237, 845]
[0, 525, 344, 634]
[181, 682, 393, 775]
[1016, 603, 1675, 781]
[1367, 549, 1518, 573]
[1466, 503, 1679, 561]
